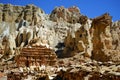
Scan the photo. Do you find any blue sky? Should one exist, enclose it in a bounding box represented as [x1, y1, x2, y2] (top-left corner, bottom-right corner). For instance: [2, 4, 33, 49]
[0, 0, 120, 21]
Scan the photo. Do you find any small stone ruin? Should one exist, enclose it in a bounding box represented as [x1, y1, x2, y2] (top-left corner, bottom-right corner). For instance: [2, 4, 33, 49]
[15, 45, 57, 67]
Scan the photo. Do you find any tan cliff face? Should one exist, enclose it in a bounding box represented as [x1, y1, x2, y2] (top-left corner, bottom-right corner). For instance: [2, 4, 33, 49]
[91, 13, 113, 61]
[111, 21, 120, 50]
[0, 4, 44, 25]
[63, 20, 92, 58]
[91, 13, 120, 62]
[0, 4, 120, 80]
[62, 13, 120, 62]
[0, 4, 120, 63]
[50, 6, 81, 23]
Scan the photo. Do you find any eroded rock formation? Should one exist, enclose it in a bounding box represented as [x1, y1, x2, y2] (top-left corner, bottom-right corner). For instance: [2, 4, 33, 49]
[111, 21, 120, 50]
[0, 4, 120, 62]
[0, 4, 44, 25]
[0, 3, 120, 80]
[91, 13, 112, 62]
[63, 18, 92, 58]
[50, 6, 81, 23]
[62, 13, 120, 62]
[91, 13, 120, 62]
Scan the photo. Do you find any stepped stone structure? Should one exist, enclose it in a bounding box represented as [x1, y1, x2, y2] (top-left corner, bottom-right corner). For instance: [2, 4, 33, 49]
[16, 45, 57, 67]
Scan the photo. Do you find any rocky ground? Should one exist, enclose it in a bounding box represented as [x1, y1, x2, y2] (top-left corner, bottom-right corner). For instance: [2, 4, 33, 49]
[0, 4, 120, 80]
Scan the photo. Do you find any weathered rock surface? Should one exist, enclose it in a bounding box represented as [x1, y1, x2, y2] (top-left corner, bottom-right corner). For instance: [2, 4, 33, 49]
[50, 6, 81, 23]
[91, 13, 120, 62]
[0, 4, 44, 25]
[91, 13, 113, 62]
[0, 4, 120, 80]
[0, 4, 120, 62]
[0, 3, 120, 62]
[111, 21, 120, 50]
[63, 19, 92, 58]
[54, 69, 120, 80]
[63, 13, 120, 62]
[54, 54, 120, 80]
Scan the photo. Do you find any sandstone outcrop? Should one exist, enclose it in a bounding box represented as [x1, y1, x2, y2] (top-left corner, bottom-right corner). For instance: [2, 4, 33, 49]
[62, 13, 120, 62]
[111, 21, 120, 50]
[63, 18, 92, 58]
[0, 3, 120, 80]
[0, 4, 44, 26]
[91, 13, 120, 62]
[0, 4, 120, 62]
[0, 4, 119, 62]
[91, 13, 112, 61]
[50, 6, 81, 23]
